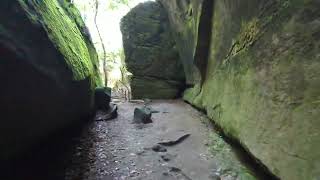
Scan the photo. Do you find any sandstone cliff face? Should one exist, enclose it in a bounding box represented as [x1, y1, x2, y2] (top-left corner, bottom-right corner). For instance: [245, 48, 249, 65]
[120, 1, 185, 99]
[161, 0, 320, 179]
[0, 0, 101, 159]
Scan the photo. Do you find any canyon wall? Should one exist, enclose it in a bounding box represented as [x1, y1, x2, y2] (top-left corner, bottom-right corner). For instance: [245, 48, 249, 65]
[161, 0, 320, 179]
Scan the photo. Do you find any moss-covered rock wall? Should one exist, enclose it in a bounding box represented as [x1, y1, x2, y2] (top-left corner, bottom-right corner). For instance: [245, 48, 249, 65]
[161, 0, 320, 179]
[0, 0, 101, 159]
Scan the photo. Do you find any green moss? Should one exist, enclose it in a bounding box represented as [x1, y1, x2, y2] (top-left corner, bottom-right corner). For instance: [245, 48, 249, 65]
[207, 133, 258, 179]
[21, 0, 94, 82]
[59, 0, 102, 86]
[19, 0, 102, 87]
[183, 84, 201, 104]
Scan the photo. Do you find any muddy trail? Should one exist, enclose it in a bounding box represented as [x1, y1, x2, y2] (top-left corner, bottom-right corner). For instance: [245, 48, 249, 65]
[1, 100, 275, 180]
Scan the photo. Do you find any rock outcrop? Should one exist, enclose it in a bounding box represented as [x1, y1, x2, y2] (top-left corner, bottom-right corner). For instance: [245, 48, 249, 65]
[120, 1, 185, 99]
[0, 0, 101, 159]
[160, 0, 320, 179]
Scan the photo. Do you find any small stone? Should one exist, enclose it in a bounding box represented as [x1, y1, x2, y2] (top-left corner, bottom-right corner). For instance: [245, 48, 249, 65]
[130, 170, 139, 177]
[146, 170, 153, 174]
[133, 107, 152, 124]
[95, 87, 111, 111]
[162, 172, 169, 176]
[169, 167, 181, 172]
[151, 144, 167, 152]
[209, 174, 221, 180]
[136, 150, 146, 155]
[161, 154, 173, 162]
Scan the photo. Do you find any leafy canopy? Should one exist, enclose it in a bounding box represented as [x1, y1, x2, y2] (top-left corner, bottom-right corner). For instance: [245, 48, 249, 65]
[107, 0, 130, 10]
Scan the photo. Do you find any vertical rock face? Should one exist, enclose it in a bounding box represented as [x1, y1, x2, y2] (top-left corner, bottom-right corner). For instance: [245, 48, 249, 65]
[120, 1, 185, 99]
[160, 0, 204, 85]
[0, 0, 101, 159]
[161, 0, 320, 179]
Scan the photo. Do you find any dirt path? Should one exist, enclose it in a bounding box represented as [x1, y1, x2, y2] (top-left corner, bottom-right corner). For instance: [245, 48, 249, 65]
[2, 100, 270, 180]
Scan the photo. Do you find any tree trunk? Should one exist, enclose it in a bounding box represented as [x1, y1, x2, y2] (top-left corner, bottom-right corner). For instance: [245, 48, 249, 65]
[94, 0, 108, 86]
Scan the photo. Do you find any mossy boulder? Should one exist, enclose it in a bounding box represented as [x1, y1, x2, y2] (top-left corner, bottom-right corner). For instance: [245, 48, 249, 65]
[120, 1, 185, 99]
[0, 0, 101, 159]
[162, 0, 320, 179]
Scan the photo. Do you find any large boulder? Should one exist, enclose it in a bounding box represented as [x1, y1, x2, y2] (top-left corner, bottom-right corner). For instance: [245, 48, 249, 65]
[0, 0, 101, 159]
[120, 1, 185, 99]
[161, 0, 320, 179]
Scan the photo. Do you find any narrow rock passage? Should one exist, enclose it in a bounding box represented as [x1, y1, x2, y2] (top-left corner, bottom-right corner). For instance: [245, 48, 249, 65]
[75, 100, 218, 180]
[2, 100, 267, 180]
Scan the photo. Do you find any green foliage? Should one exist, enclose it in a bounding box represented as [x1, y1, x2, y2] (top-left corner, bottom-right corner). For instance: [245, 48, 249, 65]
[60, 0, 102, 86]
[105, 49, 130, 85]
[107, 0, 130, 10]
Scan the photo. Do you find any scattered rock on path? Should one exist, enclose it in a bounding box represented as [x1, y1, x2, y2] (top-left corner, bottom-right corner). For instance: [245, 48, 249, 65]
[151, 144, 167, 152]
[95, 104, 118, 121]
[136, 150, 146, 156]
[161, 154, 175, 162]
[133, 107, 152, 124]
[158, 134, 191, 146]
[209, 174, 222, 180]
[169, 167, 182, 172]
[169, 167, 193, 180]
[95, 87, 112, 111]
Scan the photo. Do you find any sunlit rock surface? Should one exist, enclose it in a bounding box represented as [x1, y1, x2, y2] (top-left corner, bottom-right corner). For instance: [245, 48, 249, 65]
[0, 0, 101, 159]
[121, 1, 185, 99]
[161, 0, 320, 179]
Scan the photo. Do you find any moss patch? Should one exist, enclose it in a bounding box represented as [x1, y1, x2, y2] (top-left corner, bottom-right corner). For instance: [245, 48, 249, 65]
[21, 0, 94, 81]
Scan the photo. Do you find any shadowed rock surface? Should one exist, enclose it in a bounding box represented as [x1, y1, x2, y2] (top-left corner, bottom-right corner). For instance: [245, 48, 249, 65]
[0, 0, 101, 159]
[120, 1, 185, 99]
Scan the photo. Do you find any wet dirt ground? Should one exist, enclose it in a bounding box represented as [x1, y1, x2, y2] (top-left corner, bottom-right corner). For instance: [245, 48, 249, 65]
[1, 100, 272, 180]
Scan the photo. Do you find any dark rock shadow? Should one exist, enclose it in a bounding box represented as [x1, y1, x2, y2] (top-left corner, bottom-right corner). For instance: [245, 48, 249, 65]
[0, 118, 97, 180]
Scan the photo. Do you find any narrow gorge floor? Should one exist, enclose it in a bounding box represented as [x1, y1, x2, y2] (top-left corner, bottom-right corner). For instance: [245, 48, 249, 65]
[2, 100, 269, 180]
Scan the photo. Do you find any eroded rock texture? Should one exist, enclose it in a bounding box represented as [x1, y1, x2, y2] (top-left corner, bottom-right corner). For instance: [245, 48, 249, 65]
[0, 0, 101, 159]
[161, 0, 320, 179]
[120, 1, 185, 99]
